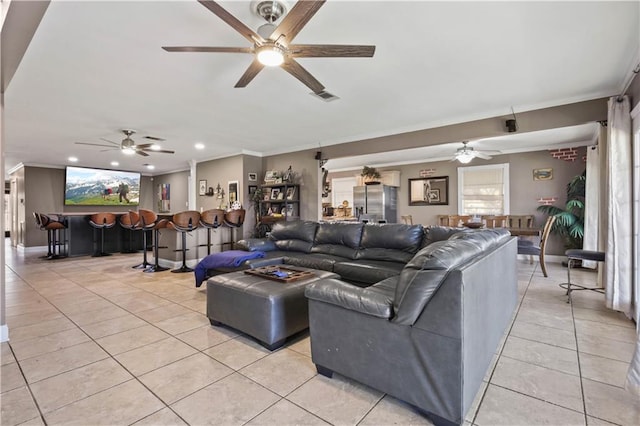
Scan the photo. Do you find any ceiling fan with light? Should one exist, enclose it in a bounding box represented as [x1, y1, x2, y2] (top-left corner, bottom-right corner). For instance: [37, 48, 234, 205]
[453, 141, 500, 164]
[75, 130, 175, 157]
[162, 0, 375, 95]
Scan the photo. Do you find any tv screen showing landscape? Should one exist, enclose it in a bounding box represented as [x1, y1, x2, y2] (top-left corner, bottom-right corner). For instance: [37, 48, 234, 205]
[64, 166, 141, 206]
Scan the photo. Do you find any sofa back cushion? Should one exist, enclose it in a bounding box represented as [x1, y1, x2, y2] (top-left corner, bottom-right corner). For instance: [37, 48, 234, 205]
[393, 228, 511, 326]
[356, 224, 424, 263]
[269, 220, 318, 253]
[421, 226, 470, 248]
[311, 222, 364, 259]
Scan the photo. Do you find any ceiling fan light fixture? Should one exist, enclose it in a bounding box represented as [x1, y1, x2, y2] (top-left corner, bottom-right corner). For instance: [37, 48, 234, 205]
[457, 152, 474, 164]
[122, 147, 136, 155]
[257, 44, 285, 66]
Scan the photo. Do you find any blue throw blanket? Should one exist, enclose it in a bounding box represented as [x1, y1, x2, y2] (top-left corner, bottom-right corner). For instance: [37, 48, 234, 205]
[194, 250, 265, 287]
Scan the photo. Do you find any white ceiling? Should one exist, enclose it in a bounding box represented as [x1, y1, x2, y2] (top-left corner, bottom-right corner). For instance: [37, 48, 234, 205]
[4, 1, 639, 176]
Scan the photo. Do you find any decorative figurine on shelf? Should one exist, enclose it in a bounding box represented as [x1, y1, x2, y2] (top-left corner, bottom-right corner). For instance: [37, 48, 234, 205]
[283, 165, 293, 182]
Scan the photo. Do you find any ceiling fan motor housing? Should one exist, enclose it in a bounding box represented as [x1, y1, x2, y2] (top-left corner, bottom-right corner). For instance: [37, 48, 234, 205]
[253, 0, 288, 23]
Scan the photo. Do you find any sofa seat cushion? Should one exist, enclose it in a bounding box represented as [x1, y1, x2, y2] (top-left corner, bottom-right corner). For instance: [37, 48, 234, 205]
[356, 224, 425, 263]
[269, 220, 318, 253]
[334, 259, 405, 285]
[305, 276, 397, 319]
[281, 253, 348, 272]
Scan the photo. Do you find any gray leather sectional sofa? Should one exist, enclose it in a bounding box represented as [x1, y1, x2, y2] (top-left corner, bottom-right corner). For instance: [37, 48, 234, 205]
[224, 220, 426, 286]
[208, 220, 517, 425]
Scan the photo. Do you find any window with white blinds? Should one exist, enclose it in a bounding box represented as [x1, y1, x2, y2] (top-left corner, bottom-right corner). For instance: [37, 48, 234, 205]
[457, 163, 509, 215]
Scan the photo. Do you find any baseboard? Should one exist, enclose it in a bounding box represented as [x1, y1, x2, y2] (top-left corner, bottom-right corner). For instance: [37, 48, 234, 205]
[17, 244, 48, 253]
[0, 325, 9, 342]
[517, 254, 565, 264]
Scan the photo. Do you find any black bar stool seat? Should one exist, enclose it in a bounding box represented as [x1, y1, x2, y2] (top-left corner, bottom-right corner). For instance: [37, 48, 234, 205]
[223, 209, 245, 251]
[559, 249, 605, 303]
[89, 213, 116, 257]
[199, 209, 225, 255]
[168, 210, 201, 273]
[34, 212, 68, 259]
[139, 209, 170, 273]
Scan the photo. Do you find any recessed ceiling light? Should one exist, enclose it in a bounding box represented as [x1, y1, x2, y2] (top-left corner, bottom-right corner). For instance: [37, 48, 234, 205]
[111, 161, 119, 166]
[68, 156, 78, 162]
[195, 143, 205, 150]
[146, 164, 155, 170]
[150, 144, 161, 151]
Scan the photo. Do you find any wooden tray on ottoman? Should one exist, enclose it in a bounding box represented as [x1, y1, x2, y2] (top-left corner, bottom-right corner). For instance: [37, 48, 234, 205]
[244, 266, 315, 283]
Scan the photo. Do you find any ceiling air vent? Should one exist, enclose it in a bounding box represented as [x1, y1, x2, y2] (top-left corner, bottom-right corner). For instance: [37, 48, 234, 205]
[310, 90, 340, 102]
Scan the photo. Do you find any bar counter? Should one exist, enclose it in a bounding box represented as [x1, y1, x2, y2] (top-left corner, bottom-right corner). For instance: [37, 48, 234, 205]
[50, 212, 145, 257]
[50, 212, 237, 263]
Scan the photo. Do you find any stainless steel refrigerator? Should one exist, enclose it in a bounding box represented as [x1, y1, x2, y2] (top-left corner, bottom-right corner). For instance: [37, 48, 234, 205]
[353, 184, 398, 223]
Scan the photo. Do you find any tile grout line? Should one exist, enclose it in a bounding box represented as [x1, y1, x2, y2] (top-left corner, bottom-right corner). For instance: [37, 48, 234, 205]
[5, 342, 49, 426]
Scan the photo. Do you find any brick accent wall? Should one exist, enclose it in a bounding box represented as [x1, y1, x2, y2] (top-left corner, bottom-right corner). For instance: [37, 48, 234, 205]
[537, 197, 558, 205]
[549, 147, 578, 161]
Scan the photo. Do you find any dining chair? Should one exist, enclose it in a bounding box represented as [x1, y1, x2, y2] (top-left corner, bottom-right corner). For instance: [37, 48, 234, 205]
[401, 215, 413, 225]
[482, 215, 508, 228]
[517, 215, 556, 277]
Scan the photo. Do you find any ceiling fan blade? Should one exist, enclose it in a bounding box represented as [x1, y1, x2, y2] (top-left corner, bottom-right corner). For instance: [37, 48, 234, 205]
[143, 136, 165, 141]
[135, 144, 155, 149]
[289, 44, 375, 58]
[269, 0, 325, 45]
[75, 142, 116, 148]
[475, 152, 493, 160]
[140, 149, 175, 154]
[235, 58, 265, 88]
[280, 58, 324, 94]
[99, 138, 120, 146]
[197, 0, 264, 44]
[162, 46, 253, 54]
[135, 150, 150, 157]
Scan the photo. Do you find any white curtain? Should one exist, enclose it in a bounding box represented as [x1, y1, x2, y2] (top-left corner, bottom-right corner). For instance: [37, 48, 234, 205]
[583, 144, 600, 269]
[606, 96, 639, 396]
[605, 96, 633, 317]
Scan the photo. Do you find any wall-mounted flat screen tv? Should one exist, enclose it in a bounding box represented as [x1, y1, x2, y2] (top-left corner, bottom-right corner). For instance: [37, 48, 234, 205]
[64, 166, 141, 206]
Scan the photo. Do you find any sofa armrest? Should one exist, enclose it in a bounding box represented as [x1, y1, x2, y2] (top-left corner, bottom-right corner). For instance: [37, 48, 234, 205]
[305, 279, 394, 319]
[236, 238, 277, 252]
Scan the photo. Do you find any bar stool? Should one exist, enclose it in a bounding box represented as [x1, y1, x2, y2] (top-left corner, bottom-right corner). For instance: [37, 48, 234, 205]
[167, 210, 201, 273]
[89, 213, 116, 257]
[559, 249, 605, 303]
[223, 209, 245, 250]
[119, 211, 139, 254]
[33, 212, 68, 259]
[139, 209, 170, 273]
[199, 209, 225, 255]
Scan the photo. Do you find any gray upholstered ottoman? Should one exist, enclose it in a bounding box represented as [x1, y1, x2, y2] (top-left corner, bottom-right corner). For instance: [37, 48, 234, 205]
[206, 266, 339, 350]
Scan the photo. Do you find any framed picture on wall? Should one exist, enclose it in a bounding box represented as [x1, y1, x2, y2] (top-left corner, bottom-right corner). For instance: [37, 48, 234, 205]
[198, 180, 207, 196]
[533, 168, 553, 181]
[248, 172, 257, 181]
[408, 176, 449, 206]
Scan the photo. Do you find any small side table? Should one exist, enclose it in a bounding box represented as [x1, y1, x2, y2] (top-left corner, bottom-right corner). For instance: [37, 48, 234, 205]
[559, 249, 605, 303]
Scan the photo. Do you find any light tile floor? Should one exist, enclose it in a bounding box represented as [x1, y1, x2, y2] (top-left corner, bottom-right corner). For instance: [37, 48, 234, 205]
[2, 245, 639, 425]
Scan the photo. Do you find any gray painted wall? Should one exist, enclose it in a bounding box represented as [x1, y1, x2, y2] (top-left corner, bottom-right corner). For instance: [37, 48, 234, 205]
[327, 148, 586, 255]
[14, 166, 156, 248]
[152, 170, 190, 214]
[263, 149, 320, 221]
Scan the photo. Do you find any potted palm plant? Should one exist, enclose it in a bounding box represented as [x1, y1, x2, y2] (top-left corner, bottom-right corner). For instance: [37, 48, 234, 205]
[361, 166, 381, 185]
[536, 170, 585, 250]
